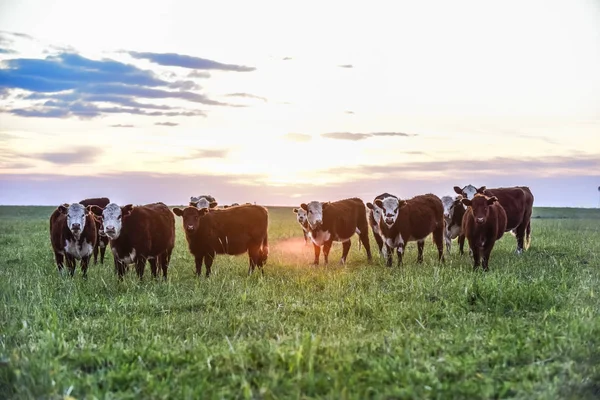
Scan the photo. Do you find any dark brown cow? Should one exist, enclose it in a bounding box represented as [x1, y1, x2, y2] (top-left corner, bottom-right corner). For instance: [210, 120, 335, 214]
[374, 194, 445, 266]
[172, 204, 269, 276]
[440, 195, 466, 254]
[366, 192, 397, 258]
[79, 197, 110, 265]
[49, 203, 98, 278]
[461, 194, 507, 270]
[301, 198, 372, 265]
[90, 202, 175, 280]
[454, 185, 534, 253]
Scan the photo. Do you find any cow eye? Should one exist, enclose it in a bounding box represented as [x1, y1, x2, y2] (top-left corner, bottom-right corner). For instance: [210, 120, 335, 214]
[117, 215, 122, 220]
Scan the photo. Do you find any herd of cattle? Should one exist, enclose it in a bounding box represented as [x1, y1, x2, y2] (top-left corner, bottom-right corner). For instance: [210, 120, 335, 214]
[49, 184, 534, 279]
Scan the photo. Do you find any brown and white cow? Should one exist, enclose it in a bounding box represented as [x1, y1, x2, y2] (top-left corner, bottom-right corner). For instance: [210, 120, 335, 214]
[293, 207, 311, 245]
[366, 192, 397, 258]
[454, 185, 534, 253]
[461, 194, 507, 271]
[440, 195, 466, 254]
[49, 203, 98, 278]
[79, 197, 110, 265]
[374, 194, 445, 266]
[91, 202, 175, 280]
[301, 198, 372, 265]
[189, 195, 218, 209]
[173, 204, 269, 276]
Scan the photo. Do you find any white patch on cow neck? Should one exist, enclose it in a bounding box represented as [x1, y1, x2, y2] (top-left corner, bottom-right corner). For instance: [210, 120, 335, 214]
[462, 185, 478, 200]
[102, 203, 123, 240]
[305, 201, 324, 228]
[64, 239, 93, 259]
[385, 233, 404, 249]
[447, 224, 461, 239]
[311, 230, 331, 246]
[66, 203, 87, 238]
[118, 248, 137, 264]
[380, 197, 400, 227]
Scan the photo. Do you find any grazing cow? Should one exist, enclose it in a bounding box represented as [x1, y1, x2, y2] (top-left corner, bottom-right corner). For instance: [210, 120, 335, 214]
[79, 197, 110, 265]
[301, 198, 372, 265]
[454, 185, 534, 253]
[374, 194, 445, 266]
[49, 203, 98, 278]
[293, 207, 311, 245]
[440, 195, 466, 254]
[172, 204, 269, 276]
[461, 195, 507, 270]
[91, 202, 175, 280]
[189, 195, 218, 209]
[366, 193, 397, 258]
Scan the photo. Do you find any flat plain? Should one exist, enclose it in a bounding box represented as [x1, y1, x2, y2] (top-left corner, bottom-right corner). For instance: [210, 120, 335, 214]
[1, 205, 599, 399]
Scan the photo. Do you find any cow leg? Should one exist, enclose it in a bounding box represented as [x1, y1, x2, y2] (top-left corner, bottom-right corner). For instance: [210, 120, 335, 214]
[195, 255, 204, 277]
[482, 243, 495, 271]
[149, 258, 158, 278]
[248, 248, 257, 275]
[525, 221, 532, 250]
[322, 239, 334, 265]
[312, 243, 321, 266]
[205, 253, 215, 277]
[415, 240, 425, 263]
[81, 255, 90, 279]
[373, 232, 384, 258]
[160, 253, 169, 280]
[396, 244, 405, 267]
[114, 257, 126, 280]
[54, 252, 65, 273]
[135, 258, 145, 280]
[472, 246, 481, 270]
[458, 234, 466, 255]
[358, 228, 372, 262]
[515, 222, 526, 254]
[433, 224, 445, 262]
[66, 255, 76, 277]
[100, 245, 106, 264]
[444, 231, 452, 254]
[93, 242, 99, 265]
[340, 240, 351, 265]
[386, 245, 394, 267]
[303, 230, 309, 246]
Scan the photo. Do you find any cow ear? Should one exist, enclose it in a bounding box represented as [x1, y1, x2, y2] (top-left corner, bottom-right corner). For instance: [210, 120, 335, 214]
[398, 200, 407, 208]
[88, 205, 103, 216]
[322, 202, 330, 210]
[300, 203, 308, 211]
[453, 186, 463, 195]
[293, 208, 298, 213]
[366, 202, 374, 210]
[58, 204, 68, 214]
[122, 204, 134, 218]
[461, 198, 472, 207]
[223, 205, 229, 209]
[209, 201, 218, 208]
[477, 186, 486, 193]
[198, 207, 210, 217]
[374, 199, 383, 208]
[487, 196, 498, 205]
[172, 207, 183, 217]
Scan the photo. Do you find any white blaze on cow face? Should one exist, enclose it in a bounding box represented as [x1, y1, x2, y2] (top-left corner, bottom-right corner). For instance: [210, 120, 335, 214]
[303, 201, 324, 229]
[378, 197, 401, 227]
[102, 203, 123, 240]
[66, 203, 87, 238]
[461, 185, 479, 200]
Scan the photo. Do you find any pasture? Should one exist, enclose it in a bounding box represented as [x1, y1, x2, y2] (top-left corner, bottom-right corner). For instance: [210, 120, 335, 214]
[1, 205, 599, 399]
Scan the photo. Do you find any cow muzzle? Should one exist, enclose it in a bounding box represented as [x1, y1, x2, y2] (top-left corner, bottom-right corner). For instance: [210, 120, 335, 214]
[70, 223, 81, 232]
[476, 217, 485, 224]
[384, 217, 394, 226]
[186, 225, 195, 231]
[444, 212, 450, 219]
[104, 226, 116, 236]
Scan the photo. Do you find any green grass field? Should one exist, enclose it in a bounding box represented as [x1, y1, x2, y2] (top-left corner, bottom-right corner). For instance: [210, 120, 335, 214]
[1, 205, 599, 399]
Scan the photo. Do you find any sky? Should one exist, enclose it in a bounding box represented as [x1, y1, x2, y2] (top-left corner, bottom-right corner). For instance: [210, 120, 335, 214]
[0, 0, 599, 207]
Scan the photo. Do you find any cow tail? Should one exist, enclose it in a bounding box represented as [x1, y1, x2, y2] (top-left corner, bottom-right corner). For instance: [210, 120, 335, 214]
[260, 235, 269, 264]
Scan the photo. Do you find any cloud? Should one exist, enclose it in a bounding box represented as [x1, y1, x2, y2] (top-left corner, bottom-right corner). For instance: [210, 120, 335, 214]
[282, 133, 312, 142]
[110, 124, 134, 128]
[345, 111, 354, 114]
[155, 121, 179, 126]
[188, 70, 211, 78]
[321, 132, 416, 141]
[0, 52, 240, 119]
[34, 147, 98, 165]
[128, 51, 255, 72]
[177, 149, 229, 160]
[0, 48, 15, 54]
[225, 93, 267, 102]
[282, 57, 293, 61]
[338, 64, 353, 68]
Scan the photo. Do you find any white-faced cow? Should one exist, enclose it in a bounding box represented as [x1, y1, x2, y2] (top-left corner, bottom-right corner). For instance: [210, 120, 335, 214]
[454, 185, 534, 254]
[301, 198, 372, 265]
[79, 197, 110, 265]
[440, 195, 466, 254]
[90, 202, 175, 280]
[461, 194, 507, 271]
[366, 192, 397, 258]
[172, 204, 269, 276]
[189, 195, 218, 209]
[49, 203, 98, 278]
[374, 194, 445, 266]
[293, 207, 311, 245]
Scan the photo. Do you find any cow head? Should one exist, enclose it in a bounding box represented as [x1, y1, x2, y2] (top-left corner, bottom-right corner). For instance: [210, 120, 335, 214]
[454, 185, 486, 200]
[293, 207, 308, 226]
[88, 205, 106, 236]
[374, 197, 407, 227]
[173, 206, 210, 232]
[441, 195, 463, 220]
[190, 195, 218, 209]
[58, 203, 88, 239]
[461, 195, 498, 225]
[101, 203, 134, 239]
[366, 202, 384, 227]
[300, 201, 329, 230]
